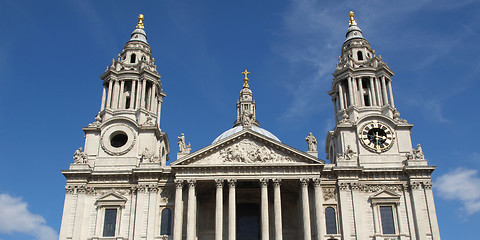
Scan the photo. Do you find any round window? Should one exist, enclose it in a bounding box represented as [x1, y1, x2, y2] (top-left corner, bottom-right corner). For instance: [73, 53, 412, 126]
[110, 132, 128, 148]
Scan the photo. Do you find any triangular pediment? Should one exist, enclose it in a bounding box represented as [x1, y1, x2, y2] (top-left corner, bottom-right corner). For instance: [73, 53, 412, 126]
[96, 192, 127, 207]
[172, 128, 324, 166]
[369, 189, 401, 204]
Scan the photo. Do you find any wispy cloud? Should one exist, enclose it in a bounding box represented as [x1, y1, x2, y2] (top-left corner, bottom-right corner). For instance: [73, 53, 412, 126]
[0, 193, 58, 240]
[436, 168, 480, 216]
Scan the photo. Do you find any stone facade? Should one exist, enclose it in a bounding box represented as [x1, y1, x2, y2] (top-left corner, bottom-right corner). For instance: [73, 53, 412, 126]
[59, 13, 440, 240]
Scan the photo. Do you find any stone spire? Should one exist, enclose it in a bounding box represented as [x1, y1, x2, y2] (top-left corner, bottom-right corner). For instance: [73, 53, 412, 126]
[234, 69, 259, 128]
[95, 14, 166, 128]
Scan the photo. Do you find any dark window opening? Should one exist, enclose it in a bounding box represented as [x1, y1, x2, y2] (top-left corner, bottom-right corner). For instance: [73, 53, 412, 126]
[380, 206, 396, 234]
[103, 209, 117, 237]
[325, 207, 337, 234]
[130, 54, 136, 63]
[110, 132, 128, 148]
[364, 95, 370, 106]
[125, 97, 131, 109]
[160, 208, 172, 235]
[357, 51, 364, 60]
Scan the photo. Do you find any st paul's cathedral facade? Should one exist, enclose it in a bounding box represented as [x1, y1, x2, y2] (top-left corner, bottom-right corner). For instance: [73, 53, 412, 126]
[59, 12, 441, 240]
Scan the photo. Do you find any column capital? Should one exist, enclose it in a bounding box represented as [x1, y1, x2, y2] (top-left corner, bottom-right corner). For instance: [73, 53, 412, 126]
[272, 178, 281, 187]
[313, 178, 321, 186]
[259, 178, 269, 187]
[228, 179, 237, 187]
[300, 178, 310, 186]
[187, 179, 196, 188]
[215, 179, 224, 188]
[174, 179, 184, 189]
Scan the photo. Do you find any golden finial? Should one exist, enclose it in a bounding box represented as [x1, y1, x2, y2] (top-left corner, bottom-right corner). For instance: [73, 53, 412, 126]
[349, 11, 357, 26]
[242, 69, 250, 88]
[137, 14, 145, 29]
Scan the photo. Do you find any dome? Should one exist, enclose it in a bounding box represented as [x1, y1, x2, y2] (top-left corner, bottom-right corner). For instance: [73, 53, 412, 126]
[212, 125, 281, 144]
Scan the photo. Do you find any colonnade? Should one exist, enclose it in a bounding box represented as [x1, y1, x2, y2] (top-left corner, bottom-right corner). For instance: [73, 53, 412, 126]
[172, 178, 325, 240]
[100, 78, 160, 115]
[334, 75, 395, 113]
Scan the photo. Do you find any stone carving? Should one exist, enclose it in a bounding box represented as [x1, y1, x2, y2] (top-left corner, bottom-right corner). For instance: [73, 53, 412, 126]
[73, 147, 87, 164]
[305, 132, 317, 152]
[215, 179, 224, 188]
[259, 178, 269, 187]
[343, 145, 356, 160]
[143, 116, 155, 126]
[241, 110, 253, 127]
[174, 179, 184, 189]
[323, 187, 336, 200]
[393, 109, 407, 123]
[160, 189, 173, 202]
[339, 109, 350, 124]
[228, 179, 237, 187]
[414, 144, 424, 159]
[178, 133, 191, 154]
[88, 112, 102, 127]
[272, 178, 282, 187]
[141, 147, 157, 163]
[66, 185, 95, 194]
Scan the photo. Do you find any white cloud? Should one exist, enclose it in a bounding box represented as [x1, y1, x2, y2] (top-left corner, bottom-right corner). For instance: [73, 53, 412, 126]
[436, 168, 480, 215]
[0, 193, 58, 240]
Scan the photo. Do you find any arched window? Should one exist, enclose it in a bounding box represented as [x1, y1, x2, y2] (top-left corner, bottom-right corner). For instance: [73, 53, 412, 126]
[130, 54, 136, 63]
[160, 208, 172, 235]
[325, 207, 337, 234]
[357, 51, 364, 60]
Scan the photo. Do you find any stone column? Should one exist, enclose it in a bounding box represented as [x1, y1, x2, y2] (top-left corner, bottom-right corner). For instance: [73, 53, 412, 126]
[136, 79, 143, 110]
[410, 182, 427, 240]
[375, 77, 383, 106]
[273, 179, 283, 240]
[173, 180, 184, 240]
[140, 79, 147, 109]
[313, 179, 325, 240]
[300, 178, 311, 240]
[106, 80, 113, 109]
[347, 77, 355, 107]
[187, 180, 196, 240]
[388, 80, 395, 108]
[357, 78, 365, 106]
[424, 182, 441, 240]
[338, 182, 352, 239]
[369, 77, 377, 106]
[111, 80, 119, 109]
[130, 80, 136, 109]
[150, 84, 156, 111]
[100, 85, 107, 111]
[156, 99, 162, 128]
[381, 76, 389, 105]
[337, 84, 345, 110]
[215, 179, 224, 240]
[260, 179, 269, 240]
[119, 80, 125, 109]
[228, 179, 237, 240]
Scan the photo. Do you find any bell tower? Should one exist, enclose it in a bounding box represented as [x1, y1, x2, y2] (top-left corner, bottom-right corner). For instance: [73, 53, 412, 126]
[80, 14, 169, 169]
[325, 12, 423, 168]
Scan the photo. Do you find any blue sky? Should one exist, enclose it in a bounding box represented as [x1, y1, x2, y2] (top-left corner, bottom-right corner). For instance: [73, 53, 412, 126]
[0, 0, 479, 239]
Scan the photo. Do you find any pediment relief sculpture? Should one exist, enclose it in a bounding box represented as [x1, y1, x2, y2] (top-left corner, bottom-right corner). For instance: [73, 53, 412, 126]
[191, 139, 302, 165]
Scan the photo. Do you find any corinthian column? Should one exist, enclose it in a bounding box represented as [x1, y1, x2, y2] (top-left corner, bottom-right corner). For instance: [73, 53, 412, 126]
[228, 179, 237, 240]
[313, 178, 325, 240]
[260, 178, 269, 240]
[273, 179, 283, 240]
[186, 180, 196, 240]
[215, 179, 224, 240]
[173, 180, 184, 240]
[300, 178, 312, 240]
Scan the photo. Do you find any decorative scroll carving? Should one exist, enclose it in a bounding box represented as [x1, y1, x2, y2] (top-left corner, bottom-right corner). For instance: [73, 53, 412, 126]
[196, 139, 297, 164]
[66, 185, 95, 195]
[323, 187, 336, 201]
[187, 179, 196, 188]
[300, 178, 309, 186]
[174, 179, 184, 189]
[148, 184, 159, 193]
[228, 179, 237, 188]
[410, 181, 423, 190]
[338, 182, 350, 190]
[259, 178, 269, 187]
[313, 178, 321, 187]
[272, 178, 282, 187]
[215, 179, 224, 188]
[423, 181, 433, 189]
[73, 147, 88, 164]
[362, 184, 403, 192]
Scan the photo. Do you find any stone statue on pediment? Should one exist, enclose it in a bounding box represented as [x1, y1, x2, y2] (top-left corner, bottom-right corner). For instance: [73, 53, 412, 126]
[73, 147, 87, 164]
[178, 133, 191, 154]
[414, 144, 424, 159]
[305, 132, 317, 152]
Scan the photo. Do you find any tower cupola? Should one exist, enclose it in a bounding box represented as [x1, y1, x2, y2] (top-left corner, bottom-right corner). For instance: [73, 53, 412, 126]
[234, 69, 259, 127]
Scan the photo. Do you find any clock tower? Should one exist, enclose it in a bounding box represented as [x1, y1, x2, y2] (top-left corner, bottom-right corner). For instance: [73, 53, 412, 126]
[325, 11, 422, 168]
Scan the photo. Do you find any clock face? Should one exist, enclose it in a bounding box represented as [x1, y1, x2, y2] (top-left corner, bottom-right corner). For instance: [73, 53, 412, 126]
[360, 121, 394, 153]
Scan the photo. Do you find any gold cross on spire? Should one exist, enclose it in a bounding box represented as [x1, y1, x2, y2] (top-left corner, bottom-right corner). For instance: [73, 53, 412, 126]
[242, 69, 250, 88]
[349, 11, 357, 26]
[137, 14, 145, 29]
